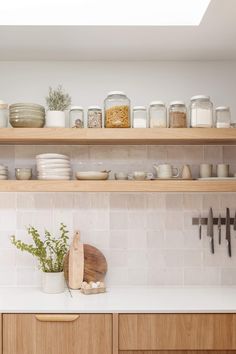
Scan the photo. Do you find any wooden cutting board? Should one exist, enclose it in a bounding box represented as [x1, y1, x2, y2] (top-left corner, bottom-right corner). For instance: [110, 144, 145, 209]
[68, 231, 84, 289]
[64, 244, 107, 286]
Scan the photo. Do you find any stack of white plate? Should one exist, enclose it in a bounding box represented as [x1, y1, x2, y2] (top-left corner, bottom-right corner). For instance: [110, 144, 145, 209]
[0, 165, 8, 180]
[36, 154, 72, 180]
[9, 103, 45, 128]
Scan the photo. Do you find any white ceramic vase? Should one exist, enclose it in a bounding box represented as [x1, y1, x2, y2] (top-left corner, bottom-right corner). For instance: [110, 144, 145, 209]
[41, 271, 65, 294]
[46, 111, 66, 127]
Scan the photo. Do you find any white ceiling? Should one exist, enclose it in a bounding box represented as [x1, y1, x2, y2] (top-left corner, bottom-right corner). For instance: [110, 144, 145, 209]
[0, 0, 235, 61]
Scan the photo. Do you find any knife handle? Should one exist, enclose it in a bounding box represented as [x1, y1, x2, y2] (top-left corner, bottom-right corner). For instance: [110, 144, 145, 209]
[211, 237, 214, 254]
[219, 229, 221, 245]
[199, 225, 202, 240]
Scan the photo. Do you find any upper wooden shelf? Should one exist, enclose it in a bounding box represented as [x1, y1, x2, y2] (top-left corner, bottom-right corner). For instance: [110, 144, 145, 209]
[0, 180, 235, 192]
[0, 128, 236, 145]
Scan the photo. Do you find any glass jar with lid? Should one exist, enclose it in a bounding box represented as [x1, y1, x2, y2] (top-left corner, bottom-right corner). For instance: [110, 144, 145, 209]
[149, 101, 167, 128]
[190, 95, 213, 128]
[104, 91, 130, 128]
[0, 100, 8, 127]
[69, 106, 84, 128]
[87, 106, 103, 128]
[132, 106, 147, 128]
[216, 106, 231, 128]
[169, 101, 187, 128]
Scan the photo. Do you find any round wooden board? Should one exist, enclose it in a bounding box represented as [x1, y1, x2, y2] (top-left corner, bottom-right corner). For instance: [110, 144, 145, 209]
[64, 244, 107, 284]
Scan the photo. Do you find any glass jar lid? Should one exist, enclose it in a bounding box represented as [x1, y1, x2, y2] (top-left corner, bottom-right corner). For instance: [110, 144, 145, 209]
[88, 106, 102, 110]
[107, 91, 126, 97]
[170, 101, 185, 106]
[190, 95, 210, 101]
[216, 106, 230, 111]
[149, 101, 165, 107]
[70, 106, 83, 111]
[133, 106, 146, 110]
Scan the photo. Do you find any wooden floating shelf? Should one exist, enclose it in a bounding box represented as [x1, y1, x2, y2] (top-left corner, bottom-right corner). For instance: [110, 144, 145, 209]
[0, 180, 235, 192]
[0, 128, 236, 145]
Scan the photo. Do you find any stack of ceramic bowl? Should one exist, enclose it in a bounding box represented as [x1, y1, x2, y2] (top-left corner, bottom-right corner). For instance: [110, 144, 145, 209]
[36, 153, 72, 180]
[9, 103, 45, 128]
[0, 164, 8, 180]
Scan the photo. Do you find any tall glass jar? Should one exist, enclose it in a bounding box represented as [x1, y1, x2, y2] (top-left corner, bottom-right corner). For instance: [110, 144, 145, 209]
[0, 101, 8, 127]
[69, 106, 84, 128]
[190, 95, 213, 127]
[149, 101, 167, 128]
[87, 106, 103, 128]
[104, 91, 130, 128]
[216, 106, 231, 128]
[132, 106, 147, 128]
[169, 101, 187, 128]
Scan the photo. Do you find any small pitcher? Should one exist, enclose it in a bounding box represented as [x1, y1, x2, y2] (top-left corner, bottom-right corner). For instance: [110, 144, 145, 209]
[153, 163, 179, 179]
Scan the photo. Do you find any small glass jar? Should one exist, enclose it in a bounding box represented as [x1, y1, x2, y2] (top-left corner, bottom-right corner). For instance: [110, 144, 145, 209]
[0, 101, 8, 127]
[190, 95, 213, 128]
[88, 106, 103, 128]
[69, 106, 84, 128]
[216, 106, 231, 128]
[104, 91, 130, 128]
[132, 106, 147, 128]
[149, 101, 167, 128]
[169, 101, 187, 128]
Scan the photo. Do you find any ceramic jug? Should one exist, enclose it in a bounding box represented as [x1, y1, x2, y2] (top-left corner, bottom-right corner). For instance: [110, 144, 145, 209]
[153, 163, 179, 179]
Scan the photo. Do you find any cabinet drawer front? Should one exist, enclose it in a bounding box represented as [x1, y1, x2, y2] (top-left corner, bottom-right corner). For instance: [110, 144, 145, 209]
[119, 314, 236, 350]
[3, 314, 112, 354]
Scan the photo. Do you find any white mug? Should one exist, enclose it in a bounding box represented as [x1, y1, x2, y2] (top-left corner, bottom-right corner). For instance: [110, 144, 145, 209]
[154, 164, 179, 179]
[200, 164, 212, 178]
[114, 172, 128, 180]
[129, 171, 153, 181]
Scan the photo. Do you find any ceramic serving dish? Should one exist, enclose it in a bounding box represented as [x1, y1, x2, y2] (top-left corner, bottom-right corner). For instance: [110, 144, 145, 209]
[76, 171, 110, 180]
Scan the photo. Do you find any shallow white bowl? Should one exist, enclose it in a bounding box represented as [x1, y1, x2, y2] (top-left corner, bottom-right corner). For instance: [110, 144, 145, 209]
[75, 171, 109, 180]
[37, 176, 71, 180]
[36, 153, 69, 160]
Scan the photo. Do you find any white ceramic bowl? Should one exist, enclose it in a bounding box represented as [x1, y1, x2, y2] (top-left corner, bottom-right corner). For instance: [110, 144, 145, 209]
[36, 153, 69, 160]
[76, 171, 109, 180]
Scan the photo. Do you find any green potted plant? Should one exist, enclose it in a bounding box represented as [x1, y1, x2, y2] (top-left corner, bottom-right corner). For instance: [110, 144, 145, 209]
[11, 223, 69, 293]
[45, 85, 71, 127]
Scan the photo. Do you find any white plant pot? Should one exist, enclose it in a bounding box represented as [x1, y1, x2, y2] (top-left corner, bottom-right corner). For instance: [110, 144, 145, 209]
[46, 111, 66, 127]
[42, 271, 65, 294]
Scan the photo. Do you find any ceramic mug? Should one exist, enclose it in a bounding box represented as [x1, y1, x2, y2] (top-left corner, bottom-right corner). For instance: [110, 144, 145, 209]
[129, 171, 153, 181]
[200, 164, 212, 178]
[154, 164, 179, 179]
[216, 164, 229, 178]
[114, 172, 128, 180]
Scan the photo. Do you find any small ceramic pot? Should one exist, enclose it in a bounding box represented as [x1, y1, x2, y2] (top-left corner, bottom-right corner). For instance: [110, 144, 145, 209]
[200, 164, 212, 178]
[15, 168, 32, 180]
[46, 111, 66, 128]
[41, 271, 65, 294]
[114, 172, 128, 180]
[216, 164, 229, 178]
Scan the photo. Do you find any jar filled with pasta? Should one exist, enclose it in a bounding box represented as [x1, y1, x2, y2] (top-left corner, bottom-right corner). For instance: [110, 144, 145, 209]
[169, 101, 187, 128]
[104, 91, 130, 128]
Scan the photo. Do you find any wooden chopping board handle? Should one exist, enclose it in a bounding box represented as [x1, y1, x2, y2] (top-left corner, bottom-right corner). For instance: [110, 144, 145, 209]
[68, 231, 84, 289]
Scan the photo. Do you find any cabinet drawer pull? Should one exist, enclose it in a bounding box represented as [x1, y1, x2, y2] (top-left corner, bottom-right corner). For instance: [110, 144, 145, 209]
[35, 314, 79, 322]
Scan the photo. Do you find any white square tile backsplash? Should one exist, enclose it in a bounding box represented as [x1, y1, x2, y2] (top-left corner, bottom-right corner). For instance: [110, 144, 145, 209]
[0, 144, 236, 287]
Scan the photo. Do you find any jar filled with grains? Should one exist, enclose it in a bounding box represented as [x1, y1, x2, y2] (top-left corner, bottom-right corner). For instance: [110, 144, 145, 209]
[88, 106, 103, 128]
[69, 106, 84, 128]
[132, 106, 147, 128]
[104, 91, 130, 128]
[169, 101, 187, 128]
[149, 101, 167, 128]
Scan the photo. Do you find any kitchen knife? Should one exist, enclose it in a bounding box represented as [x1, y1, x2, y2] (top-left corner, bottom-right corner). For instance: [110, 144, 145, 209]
[207, 207, 214, 254]
[198, 214, 202, 240]
[234, 211, 236, 234]
[218, 214, 221, 245]
[226, 208, 232, 257]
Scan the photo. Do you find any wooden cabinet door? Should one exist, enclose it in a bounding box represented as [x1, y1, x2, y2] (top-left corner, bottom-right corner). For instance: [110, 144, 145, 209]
[119, 352, 236, 354]
[119, 314, 236, 351]
[3, 314, 112, 354]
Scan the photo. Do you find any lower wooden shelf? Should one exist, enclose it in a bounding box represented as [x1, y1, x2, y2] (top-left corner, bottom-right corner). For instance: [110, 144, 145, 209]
[0, 180, 235, 192]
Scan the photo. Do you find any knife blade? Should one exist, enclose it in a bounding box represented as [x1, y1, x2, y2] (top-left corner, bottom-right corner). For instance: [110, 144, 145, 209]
[207, 207, 214, 254]
[218, 214, 221, 245]
[198, 214, 202, 240]
[226, 208, 232, 257]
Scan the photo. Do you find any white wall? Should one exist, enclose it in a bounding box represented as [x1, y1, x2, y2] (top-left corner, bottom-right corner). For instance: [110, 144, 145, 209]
[0, 60, 236, 122]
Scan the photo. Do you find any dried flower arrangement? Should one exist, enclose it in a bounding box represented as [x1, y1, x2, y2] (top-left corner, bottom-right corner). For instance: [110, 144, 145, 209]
[46, 85, 71, 111]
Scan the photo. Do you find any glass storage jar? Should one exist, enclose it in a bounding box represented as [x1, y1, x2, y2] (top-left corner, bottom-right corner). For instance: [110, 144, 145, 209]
[87, 106, 103, 128]
[149, 101, 167, 128]
[0, 101, 8, 127]
[215, 106, 231, 128]
[190, 95, 213, 127]
[69, 106, 84, 128]
[132, 106, 147, 128]
[169, 101, 187, 128]
[104, 91, 130, 128]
